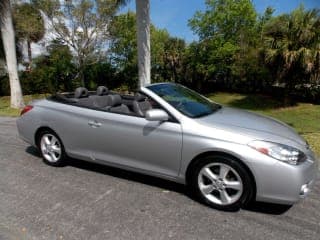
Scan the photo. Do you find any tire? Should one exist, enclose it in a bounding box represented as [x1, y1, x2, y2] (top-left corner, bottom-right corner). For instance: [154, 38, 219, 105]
[189, 155, 254, 211]
[37, 130, 67, 167]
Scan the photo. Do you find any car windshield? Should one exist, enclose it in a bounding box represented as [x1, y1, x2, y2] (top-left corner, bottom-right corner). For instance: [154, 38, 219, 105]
[147, 83, 221, 118]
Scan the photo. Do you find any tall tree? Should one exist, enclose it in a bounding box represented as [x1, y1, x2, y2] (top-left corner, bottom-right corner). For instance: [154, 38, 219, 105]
[20, 39, 78, 95]
[188, 0, 258, 89]
[0, 0, 24, 108]
[136, 0, 150, 87]
[263, 5, 320, 101]
[33, 0, 125, 87]
[257, 6, 275, 41]
[155, 35, 185, 83]
[13, 2, 45, 71]
[189, 0, 257, 43]
[109, 11, 138, 89]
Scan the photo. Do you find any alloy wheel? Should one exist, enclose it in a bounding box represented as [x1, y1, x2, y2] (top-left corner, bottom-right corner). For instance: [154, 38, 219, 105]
[40, 133, 62, 163]
[197, 163, 243, 206]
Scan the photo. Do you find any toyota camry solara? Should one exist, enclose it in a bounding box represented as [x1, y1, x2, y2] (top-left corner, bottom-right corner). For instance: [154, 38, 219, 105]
[17, 83, 318, 210]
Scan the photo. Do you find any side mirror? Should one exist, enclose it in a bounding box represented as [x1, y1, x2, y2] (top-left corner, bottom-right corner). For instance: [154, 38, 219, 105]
[145, 109, 169, 122]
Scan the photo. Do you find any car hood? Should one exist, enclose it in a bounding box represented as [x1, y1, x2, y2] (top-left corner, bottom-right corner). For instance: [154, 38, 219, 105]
[197, 106, 306, 146]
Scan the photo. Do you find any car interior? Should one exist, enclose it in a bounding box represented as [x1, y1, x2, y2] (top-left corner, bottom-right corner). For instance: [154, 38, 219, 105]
[52, 86, 156, 117]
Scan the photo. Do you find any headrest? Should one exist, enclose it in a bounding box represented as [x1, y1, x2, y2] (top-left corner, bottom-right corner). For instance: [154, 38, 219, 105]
[134, 93, 147, 102]
[97, 86, 109, 96]
[107, 94, 122, 107]
[74, 87, 89, 98]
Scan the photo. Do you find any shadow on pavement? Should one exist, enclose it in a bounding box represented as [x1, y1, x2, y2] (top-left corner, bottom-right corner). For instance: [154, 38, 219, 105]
[26, 146, 41, 157]
[26, 146, 292, 215]
[243, 201, 292, 215]
[67, 157, 187, 194]
[25, 146, 185, 194]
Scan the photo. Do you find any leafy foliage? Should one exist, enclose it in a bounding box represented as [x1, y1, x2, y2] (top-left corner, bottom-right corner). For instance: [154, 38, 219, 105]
[189, 0, 257, 43]
[186, 1, 320, 102]
[83, 61, 118, 90]
[13, 2, 45, 69]
[20, 40, 76, 94]
[262, 6, 320, 89]
[109, 12, 186, 90]
[18, 40, 119, 95]
[109, 12, 138, 89]
[187, 0, 259, 91]
[32, 0, 125, 86]
[1, 0, 320, 104]
[13, 3, 45, 44]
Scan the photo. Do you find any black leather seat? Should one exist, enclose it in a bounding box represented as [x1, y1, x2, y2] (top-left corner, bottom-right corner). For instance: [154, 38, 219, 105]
[107, 94, 131, 114]
[91, 86, 110, 108]
[74, 87, 89, 98]
[96, 86, 109, 96]
[74, 87, 94, 107]
[133, 93, 152, 117]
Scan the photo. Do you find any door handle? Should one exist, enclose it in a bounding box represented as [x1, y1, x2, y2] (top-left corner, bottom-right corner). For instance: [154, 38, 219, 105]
[88, 120, 101, 128]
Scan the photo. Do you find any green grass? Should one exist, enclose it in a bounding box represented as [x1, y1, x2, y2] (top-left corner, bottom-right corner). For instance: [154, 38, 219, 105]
[1, 92, 319, 156]
[208, 92, 320, 157]
[0, 94, 48, 117]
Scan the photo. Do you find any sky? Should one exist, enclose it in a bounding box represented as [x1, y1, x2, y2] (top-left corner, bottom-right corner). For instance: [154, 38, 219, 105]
[121, 0, 320, 42]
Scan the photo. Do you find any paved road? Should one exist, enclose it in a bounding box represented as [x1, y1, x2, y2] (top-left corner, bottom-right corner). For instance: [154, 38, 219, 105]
[0, 117, 319, 240]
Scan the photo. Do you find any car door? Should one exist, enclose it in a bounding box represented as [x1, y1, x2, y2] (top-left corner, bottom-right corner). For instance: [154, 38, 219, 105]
[86, 110, 182, 178]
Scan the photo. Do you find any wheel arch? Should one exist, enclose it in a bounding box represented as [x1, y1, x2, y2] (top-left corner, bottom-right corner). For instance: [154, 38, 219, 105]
[185, 151, 257, 199]
[34, 126, 59, 147]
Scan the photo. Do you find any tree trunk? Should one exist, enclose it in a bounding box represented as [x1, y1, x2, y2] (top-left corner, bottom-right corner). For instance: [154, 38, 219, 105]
[0, 0, 24, 108]
[27, 40, 32, 71]
[136, 0, 150, 87]
[283, 84, 294, 106]
[78, 61, 85, 88]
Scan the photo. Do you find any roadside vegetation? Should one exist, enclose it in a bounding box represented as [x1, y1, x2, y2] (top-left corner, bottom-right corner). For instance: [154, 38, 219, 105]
[0, 93, 47, 116]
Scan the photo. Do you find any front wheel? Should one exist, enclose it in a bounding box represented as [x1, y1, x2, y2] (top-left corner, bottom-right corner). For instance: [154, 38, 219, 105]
[190, 155, 254, 211]
[38, 130, 67, 167]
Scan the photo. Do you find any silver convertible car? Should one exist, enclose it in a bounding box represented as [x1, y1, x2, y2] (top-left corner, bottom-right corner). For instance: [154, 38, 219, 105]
[17, 83, 318, 210]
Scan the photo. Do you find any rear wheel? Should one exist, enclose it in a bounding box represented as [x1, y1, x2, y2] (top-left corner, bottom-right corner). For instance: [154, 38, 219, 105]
[190, 155, 254, 211]
[38, 130, 66, 167]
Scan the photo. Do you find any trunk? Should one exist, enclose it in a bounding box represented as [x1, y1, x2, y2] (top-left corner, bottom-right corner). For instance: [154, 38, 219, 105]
[283, 85, 294, 106]
[27, 40, 32, 71]
[136, 0, 150, 87]
[79, 66, 85, 88]
[282, 71, 295, 106]
[171, 60, 178, 83]
[0, 1, 24, 108]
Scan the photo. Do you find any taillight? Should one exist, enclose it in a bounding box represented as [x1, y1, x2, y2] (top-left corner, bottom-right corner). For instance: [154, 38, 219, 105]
[20, 105, 33, 116]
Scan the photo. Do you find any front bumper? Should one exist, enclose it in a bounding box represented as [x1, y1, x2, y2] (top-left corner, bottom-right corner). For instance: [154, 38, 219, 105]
[254, 155, 318, 205]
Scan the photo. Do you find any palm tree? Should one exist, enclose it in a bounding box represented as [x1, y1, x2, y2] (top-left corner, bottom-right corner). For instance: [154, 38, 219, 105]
[136, 0, 151, 87]
[13, 2, 45, 71]
[0, 0, 24, 108]
[263, 5, 320, 103]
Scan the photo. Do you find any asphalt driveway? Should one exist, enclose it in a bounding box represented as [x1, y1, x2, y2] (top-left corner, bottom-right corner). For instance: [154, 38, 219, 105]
[0, 117, 319, 240]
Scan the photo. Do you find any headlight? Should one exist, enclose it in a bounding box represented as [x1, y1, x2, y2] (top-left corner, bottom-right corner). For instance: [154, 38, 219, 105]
[248, 140, 307, 165]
